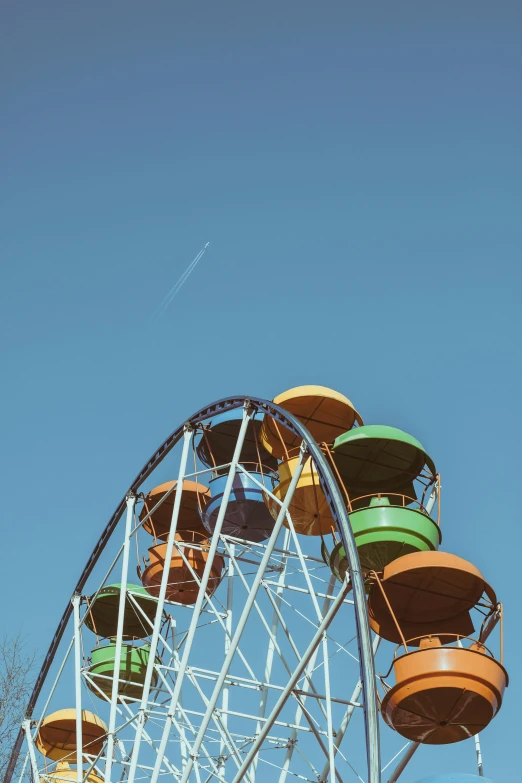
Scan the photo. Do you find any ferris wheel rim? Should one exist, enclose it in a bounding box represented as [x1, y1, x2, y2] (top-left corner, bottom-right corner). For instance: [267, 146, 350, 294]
[6, 394, 381, 783]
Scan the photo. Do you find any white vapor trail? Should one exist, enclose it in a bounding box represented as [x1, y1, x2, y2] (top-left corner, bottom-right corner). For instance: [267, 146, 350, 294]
[153, 242, 210, 322]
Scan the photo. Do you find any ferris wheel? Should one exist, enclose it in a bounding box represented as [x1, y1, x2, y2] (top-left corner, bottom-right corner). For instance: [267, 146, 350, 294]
[6, 386, 507, 783]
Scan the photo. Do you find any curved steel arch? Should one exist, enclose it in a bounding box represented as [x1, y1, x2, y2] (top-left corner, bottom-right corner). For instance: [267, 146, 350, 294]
[6, 395, 381, 783]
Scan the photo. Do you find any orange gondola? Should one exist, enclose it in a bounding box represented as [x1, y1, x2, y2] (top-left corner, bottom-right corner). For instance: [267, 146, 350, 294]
[369, 550, 507, 744]
[381, 636, 507, 744]
[367, 550, 495, 644]
[141, 532, 224, 605]
[140, 480, 210, 540]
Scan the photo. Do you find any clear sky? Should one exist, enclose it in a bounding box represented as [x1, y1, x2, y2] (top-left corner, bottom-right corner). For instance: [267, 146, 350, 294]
[1, 1, 521, 780]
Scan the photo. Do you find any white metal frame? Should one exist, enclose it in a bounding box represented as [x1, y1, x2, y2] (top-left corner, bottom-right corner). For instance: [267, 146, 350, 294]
[14, 400, 489, 783]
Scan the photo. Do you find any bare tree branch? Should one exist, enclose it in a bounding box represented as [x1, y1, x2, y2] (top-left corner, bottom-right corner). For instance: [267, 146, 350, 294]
[0, 633, 36, 780]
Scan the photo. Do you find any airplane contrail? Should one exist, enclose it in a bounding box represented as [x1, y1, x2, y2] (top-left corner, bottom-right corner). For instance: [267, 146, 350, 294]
[153, 242, 210, 322]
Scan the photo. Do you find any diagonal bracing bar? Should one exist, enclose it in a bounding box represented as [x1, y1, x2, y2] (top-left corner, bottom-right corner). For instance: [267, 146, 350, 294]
[231, 578, 352, 783]
[8, 395, 380, 783]
[152, 443, 310, 783]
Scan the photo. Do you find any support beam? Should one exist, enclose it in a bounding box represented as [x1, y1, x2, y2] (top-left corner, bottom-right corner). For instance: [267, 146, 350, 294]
[231, 579, 351, 783]
[16, 752, 29, 783]
[474, 734, 485, 777]
[276, 575, 339, 783]
[149, 406, 255, 783]
[320, 635, 381, 783]
[221, 539, 341, 781]
[72, 594, 83, 780]
[219, 542, 235, 781]
[5, 394, 381, 783]
[104, 493, 136, 783]
[83, 672, 181, 778]
[252, 529, 291, 781]
[23, 721, 39, 783]
[171, 448, 310, 783]
[386, 742, 419, 783]
[126, 425, 193, 783]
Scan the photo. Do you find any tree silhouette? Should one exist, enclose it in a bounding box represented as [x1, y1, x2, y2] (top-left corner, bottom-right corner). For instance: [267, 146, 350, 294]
[0, 634, 36, 780]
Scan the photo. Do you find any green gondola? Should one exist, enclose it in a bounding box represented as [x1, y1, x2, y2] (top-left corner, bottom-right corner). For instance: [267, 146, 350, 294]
[327, 496, 442, 579]
[87, 643, 159, 700]
[327, 425, 439, 577]
[332, 424, 436, 501]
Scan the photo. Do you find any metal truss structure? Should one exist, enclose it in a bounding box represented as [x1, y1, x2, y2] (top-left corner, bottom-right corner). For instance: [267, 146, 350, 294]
[6, 396, 407, 783]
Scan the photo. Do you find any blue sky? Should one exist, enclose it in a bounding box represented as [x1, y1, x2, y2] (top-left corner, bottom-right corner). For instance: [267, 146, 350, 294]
[1, 1, 520, 780]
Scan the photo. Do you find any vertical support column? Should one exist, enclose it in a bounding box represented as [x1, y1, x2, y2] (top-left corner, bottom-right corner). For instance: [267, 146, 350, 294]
[252, 528, 291, 781]
[149, 404, 255, 783]
[283, 515, 339, 781]
[127, 424, 194, 783]
[323, 472, 381, 783]
[171, 618, 189, 772]
[16, 753, 29, 783]
[23, 720, 39, 783]
[173, 444, 310, 783]
[277, 647, 323, 783]
[276, 572, 336, 783]
[321, 635, 381, 782]
[104, 493, 136, 783]
[72, 593, 83, 781]
[219, 542, 235, 781]
[270, 408, 381, 783]
[474, 734, 485, 777]
[231, 578, 351, 783]
[322, 633, 336, 783]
